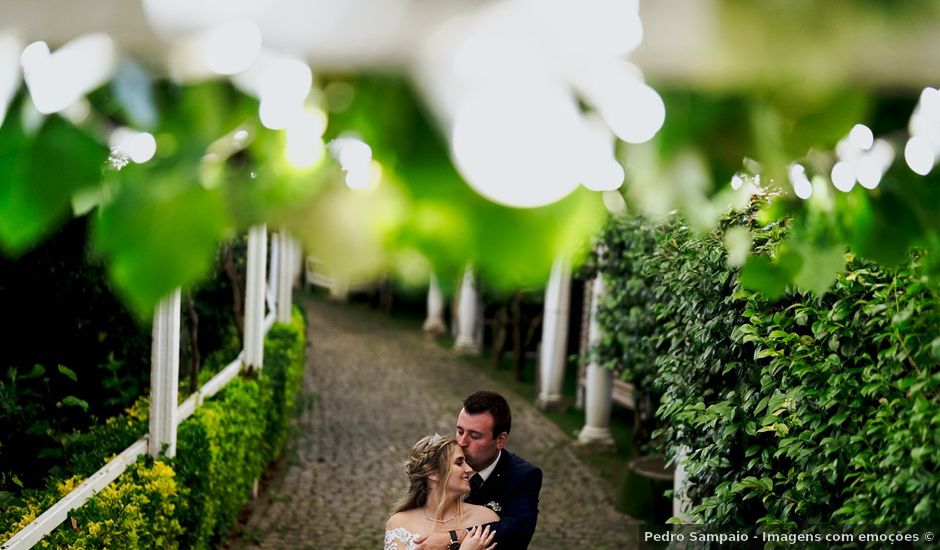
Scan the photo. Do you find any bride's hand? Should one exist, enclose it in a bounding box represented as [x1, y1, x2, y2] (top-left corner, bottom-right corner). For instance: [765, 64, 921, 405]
[459, 525, 496, 550]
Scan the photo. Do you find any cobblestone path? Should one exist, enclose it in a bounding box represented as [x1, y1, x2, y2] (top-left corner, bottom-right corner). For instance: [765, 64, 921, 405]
[230, 296, 637, 549]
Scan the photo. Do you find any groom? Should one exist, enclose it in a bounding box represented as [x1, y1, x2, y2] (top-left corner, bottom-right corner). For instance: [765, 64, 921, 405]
[415, 390, 542, 549]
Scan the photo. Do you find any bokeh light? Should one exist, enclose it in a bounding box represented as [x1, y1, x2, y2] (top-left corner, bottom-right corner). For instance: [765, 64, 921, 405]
[451, 80, 584, 207]
[204, 20, 262, 75]
[21, 34, 117, 115]
[0, 34, 22, 127]
[789, 163, 812, 199]
[285, 110, 327, 169]
[848, 123, 873, 151]
[905, 135, 934, 176]
[110, 128, 158, 164]
[830, 161, 855, 192]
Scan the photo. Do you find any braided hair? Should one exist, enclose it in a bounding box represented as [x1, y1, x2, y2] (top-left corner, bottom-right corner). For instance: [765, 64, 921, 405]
[391, 434, 462, 520]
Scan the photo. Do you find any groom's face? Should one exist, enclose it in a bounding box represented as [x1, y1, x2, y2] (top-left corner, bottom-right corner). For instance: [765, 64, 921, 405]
[456, 408, 507, 471]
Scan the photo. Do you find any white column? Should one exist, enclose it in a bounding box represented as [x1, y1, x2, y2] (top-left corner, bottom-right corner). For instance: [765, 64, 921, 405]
[329, 277, 350, 301]
[149, 288, 181, 458]
[276, 230, 294, 324]
[423, 273, 446, 334]
[292, 238, 304, 287]
[267, 232, 279, 312]
[578, 275, 615, 448]
[244, 225, 267, 370]
[537, 256, 571, 409]
[454, 266, 480, 354]
[673, 445, 693, 521]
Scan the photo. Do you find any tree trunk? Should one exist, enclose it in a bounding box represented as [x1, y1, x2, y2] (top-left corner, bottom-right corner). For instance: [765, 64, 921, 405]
[185, 291, 200, 394]
[220, 242, 245, 340]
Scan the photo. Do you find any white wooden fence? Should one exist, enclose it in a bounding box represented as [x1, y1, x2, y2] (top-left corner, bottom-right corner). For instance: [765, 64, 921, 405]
[1, 226, 302, 550]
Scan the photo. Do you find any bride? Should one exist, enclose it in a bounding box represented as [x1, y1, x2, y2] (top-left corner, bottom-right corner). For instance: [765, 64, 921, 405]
[385, 434, 499, 550]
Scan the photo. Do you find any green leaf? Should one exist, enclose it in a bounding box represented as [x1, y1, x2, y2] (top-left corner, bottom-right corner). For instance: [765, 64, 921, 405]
[830, 411, 849, 426]
[792, 244, 845, 295]
[755, 347, 779, 359]
[59, 395, 89, 412]
[931, 337, 940, 360]
[22, 364, 46, 379]
[57, 364, 78, 382]
[740, 253, 800, 299]
[0, 116, 107, 256]
[92, 165, 230, 317]
[850, 190, 919, 267]
[37, 447, 63, 459]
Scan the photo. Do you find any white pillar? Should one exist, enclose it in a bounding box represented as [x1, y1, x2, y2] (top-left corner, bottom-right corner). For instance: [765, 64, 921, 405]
[673, 445, 693, 521]
[149, 288, 181, 458]
[578, 276, 615, 448]
[267, 232, 279, 312]
[291, 238, 303, 280]
[454, 266, 480, 354]
[276, 230, 294, 324]
[329, 277, 350, 301]
[537, 256, 571, 410]
[423, 273, 446, 334]
[244, 225, 267, 370]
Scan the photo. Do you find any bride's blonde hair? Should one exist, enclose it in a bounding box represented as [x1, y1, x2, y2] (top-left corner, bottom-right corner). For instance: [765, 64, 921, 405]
[391, 434, 463, 520]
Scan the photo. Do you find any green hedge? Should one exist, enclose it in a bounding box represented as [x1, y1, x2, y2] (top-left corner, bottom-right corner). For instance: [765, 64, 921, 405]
[596, 208, 940, 526]
[0, 307, 306, 548]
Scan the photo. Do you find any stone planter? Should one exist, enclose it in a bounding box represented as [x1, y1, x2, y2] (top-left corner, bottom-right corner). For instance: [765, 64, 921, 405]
[618, 454, 675, 524]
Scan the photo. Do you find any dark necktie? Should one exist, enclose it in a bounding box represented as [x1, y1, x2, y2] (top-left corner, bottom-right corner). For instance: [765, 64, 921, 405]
[470, 473, 483, 492]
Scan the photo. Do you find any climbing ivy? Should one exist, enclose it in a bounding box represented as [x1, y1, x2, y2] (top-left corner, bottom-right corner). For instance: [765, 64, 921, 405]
[595, 203, 940, 526]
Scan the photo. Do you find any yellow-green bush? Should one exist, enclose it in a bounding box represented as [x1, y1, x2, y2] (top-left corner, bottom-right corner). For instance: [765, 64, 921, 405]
[0, 459, 183, 550]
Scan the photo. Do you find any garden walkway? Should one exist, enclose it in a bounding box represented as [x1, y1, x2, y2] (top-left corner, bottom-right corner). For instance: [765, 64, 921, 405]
[228, 296, 637, 549]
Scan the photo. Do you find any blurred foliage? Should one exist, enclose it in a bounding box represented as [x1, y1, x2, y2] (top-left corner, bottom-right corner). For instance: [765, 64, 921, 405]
[630, 82, 940, 299]
[0, 110, 106, 256]
[0, 72, 607, 317]
[316, 74, 607, 294]
[0, 39, 936, 311]
[715, 0, 940, 89]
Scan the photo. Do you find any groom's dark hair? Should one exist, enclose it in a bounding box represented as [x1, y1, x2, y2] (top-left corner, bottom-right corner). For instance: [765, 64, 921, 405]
[463, 390, 511, 438]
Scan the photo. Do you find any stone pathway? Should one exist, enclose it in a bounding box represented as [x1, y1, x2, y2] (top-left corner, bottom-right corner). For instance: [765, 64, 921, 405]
[229, 296, 637, 549]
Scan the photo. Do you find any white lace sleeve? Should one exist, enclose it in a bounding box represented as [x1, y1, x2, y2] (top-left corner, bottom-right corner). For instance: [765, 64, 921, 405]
[384, 527, 417, 550]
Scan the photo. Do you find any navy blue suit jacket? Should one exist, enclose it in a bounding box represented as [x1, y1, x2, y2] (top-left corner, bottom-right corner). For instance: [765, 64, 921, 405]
[465, 449, 542, 549]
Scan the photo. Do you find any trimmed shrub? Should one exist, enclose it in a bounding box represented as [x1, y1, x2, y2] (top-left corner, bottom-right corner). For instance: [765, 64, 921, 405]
[596, 208, 940, 526]
[0, 458, 182, 550]
[0, 307, 307, 548]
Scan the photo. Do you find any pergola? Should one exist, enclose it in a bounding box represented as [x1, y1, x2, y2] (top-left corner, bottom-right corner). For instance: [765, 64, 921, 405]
[1, 1, 938, 546]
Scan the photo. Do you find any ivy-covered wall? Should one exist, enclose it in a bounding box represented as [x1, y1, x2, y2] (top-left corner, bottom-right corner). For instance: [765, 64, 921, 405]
[0, 308, 306, 548]
[595, 207, 940, 526]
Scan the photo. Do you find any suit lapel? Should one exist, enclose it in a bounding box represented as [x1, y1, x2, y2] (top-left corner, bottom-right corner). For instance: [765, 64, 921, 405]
[471, 451, 510, 504]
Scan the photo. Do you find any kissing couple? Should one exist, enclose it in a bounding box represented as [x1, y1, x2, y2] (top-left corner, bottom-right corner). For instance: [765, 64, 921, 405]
[384, 391, 543, 550]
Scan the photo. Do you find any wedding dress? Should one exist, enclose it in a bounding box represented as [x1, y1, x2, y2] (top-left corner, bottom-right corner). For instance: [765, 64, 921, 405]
[384, 527, 420, 550]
